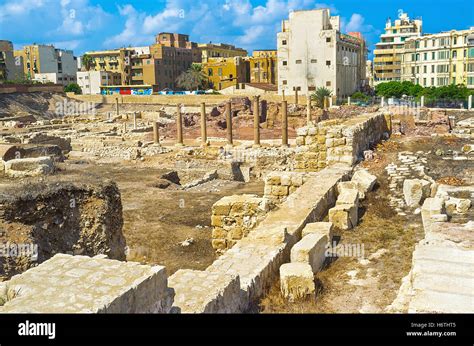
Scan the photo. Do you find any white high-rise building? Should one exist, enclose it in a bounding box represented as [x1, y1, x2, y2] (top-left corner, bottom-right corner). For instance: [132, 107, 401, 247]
[277, 9, 366, 100]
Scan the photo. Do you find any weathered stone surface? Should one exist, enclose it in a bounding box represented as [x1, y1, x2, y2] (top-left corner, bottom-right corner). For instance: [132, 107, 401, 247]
[4, 157, 54, 178]
[280, 262, 315, 301]
[336, 188, 359, 206]
[0, 254, 173, 313]
[169, 269, 240, 313]
[403, 179, 431, 207]
[338, 181, 365, 200]
[290, 233, 328, 273]
[351, 169, 377, 193]
[301, 222, 334, 241]
[329, 204, 358, 230]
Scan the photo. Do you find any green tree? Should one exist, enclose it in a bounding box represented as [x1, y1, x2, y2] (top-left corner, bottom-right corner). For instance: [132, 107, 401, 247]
[64, 83, 82, 94]
[310, 87, 332, 108]
[351, 91, 369, 102]
[81, 54, 94, 71]
[176, 63, 207, 90]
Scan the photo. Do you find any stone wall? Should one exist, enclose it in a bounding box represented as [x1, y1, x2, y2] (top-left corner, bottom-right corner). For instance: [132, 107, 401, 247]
[263, 171, 314, 203]
[0, 254, 173, 313]
[294, 113, 389, 171]
[0, 178, 126, 279]
[211, 194, 270, 251]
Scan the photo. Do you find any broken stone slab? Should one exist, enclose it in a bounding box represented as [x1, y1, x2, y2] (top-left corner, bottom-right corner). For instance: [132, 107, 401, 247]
[329, 204, 358, 230]
[403, 179, 431, 208]
[351, 169, 377, 194]
[280, 262, 315, 301]
[4, 156, 54, 178]
[301, 222, 334, 241]
[336, 188, 359, 206]
[338, 181, 366, 200]
[290, 233, 328, 273]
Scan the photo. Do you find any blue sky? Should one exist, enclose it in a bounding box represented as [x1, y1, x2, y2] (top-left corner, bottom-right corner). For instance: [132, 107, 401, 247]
[0, 0, 473, 57]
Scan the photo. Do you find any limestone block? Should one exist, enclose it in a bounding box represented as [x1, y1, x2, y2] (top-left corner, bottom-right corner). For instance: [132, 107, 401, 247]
[336, 188, 359, 206]
[449, 198, 472, 214]
[265, 173, 281, 185]
[212, 239, 227, 250]
[212, 201, 232, 216]
[403, 179, 431, 208]
[296, 127, 308, 136]
[272, 185, 289, 196]
[329, 204, 358, 230]
[291, 233, 328, 273]
[338, 181, 365, 200]
[351, 169, 377, 193]
[301, 222, 334, 241]
[296, 136, 305, 146]
[280, 263, 315, 301]
[280, 174, 291, 186]
[421, 198, 445, 218]
[4, 156, 54, 178]
[290, 174, 304, 187]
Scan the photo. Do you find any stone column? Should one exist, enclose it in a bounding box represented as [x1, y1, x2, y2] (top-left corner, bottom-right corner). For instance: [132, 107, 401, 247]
[306, 95, 312, 124]
[281, 100, 288, 147]
[468, 95, 472, 110]
[253, 96, 260, 146]
[420, 95, 425, 108]
[123, 122, 127, 133]
[153, 121, 160, 144]
[115, 98, 119, 115]
[282, 90, 285, 101]
[323, 96, 329, 110]
[176, 104, 184, 146]
[294, 88, 299, 105]
[225, 101, 233, 145]
[133, 112, 137, 129]
[200, 102, 207, 146]
[347, 97, 351, 106]
[329, 96, 333, 108]
[381, 96, 385, 107]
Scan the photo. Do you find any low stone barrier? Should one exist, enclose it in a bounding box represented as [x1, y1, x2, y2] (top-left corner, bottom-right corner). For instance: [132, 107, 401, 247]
[263, 171, 313, 203]
[0, 254, 174, 313]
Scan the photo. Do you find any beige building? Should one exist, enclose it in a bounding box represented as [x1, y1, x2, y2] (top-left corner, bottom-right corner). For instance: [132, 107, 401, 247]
[249, 50, 277, 85]
[373, 12, 422, 84]
[277, 9, 366, 99]
[85, 48, 133, 85]
[0, 40, 23, 81]
[198, 43, 247, 62]
[401, 28, 474, 88]
[14, 44, 77, 83]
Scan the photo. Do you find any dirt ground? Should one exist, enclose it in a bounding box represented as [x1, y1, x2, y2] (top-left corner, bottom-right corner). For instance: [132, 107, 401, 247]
[259, 133, 472, 313]
[58, 155, 263, 275]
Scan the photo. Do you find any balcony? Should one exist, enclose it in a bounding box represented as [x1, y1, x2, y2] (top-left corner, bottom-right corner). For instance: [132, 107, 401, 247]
[373, 48, 404, 56]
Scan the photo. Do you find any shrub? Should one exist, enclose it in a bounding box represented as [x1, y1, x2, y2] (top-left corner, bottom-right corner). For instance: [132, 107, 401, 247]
[64, 83, 82, 95]
[311, 87, 332, 108]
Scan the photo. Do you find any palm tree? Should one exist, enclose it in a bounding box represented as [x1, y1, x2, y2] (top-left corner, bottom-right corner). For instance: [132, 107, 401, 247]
[311, 87, 332, 108]
[81, 54, 94, 71]
[176, 63, 207, 91]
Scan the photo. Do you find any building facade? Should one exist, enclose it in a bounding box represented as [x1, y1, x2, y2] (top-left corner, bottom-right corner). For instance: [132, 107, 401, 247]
[401, 28, 474, 88]
[198, 43, 247, 62]
[203, 57, 249, 90]
[277, 9, 366, 99]
[249, 50, 277, 85]
[373, 12, 422, 84]
[77, 70, 121, 94]
[0, 40, 23, 81]
[85, 48, 133, 86]
[14, 44, 77, 84]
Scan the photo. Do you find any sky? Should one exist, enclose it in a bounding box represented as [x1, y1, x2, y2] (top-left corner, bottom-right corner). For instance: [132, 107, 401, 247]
[0, 0, 473, 58]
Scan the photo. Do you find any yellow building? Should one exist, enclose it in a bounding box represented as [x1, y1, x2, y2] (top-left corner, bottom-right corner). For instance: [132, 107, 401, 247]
[85, 48, 133, 85]
[401, 29, 474, 88]
[373, 12, 422, 84]
[203, 57, 249, 90]
[198, 43, 247, 62]
[249, 50, 277, 84]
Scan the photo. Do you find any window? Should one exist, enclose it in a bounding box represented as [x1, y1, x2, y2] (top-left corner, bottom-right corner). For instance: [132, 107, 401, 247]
[454, 37, 457, 45]
[467, 63, 474, 72]
[218, 68, 222, 76]
[424, 52, 427, 60]
[326, 60, 331, 66]
[423, 66, 427, 73]
[295, 60, 302, 64]
[308, 86, 316, 91]
[432, 52, 435, 60]
[416, 54, 420, 61]
[411, 67, 415, 74]
[453, 65, 456, 73]
[283, 61, 287, 66]
[452, 50, 457, 59]
[431, 78, 434, 86]
[310, 59, 317, 63]
[282, 80, 287, 85]
[438, 50, 449, 59]
[326, 81, 331, 87]
[326, 37, 331, 43]
[208, 68, 213, 76]
[431, 65, 435, 73]
[468, 77, 474, 85]
[423, 78, 426, 86]
[282, 40, 287, 45]
[468, 48, 474, 58]
[416, 66, 420, 73]
[452, 77, 456, 84]
[432, 39, 436, 46]
[437, 64, 449, 73]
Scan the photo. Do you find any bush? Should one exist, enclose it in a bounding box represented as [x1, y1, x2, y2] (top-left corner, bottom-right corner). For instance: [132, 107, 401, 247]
[376, 81, 473, 99]
[64, 83, 82, 95]
[351, 91, 370, 102]
[310, 87, 332, 108]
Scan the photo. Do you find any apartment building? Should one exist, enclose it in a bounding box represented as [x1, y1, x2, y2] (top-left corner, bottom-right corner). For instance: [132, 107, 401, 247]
[77, 70, 121, 94]
[198, 43, 247, 62]
[373, 12, 422, 84]
[277, 9, 366, 99]
[85, 48, 133, 85]
[0, 40, 22, 81]
[249, 50, 277, 85]
[401, 28, 474, 88]
[203, 56, 249, 90]
[14, 44, 77, 85]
